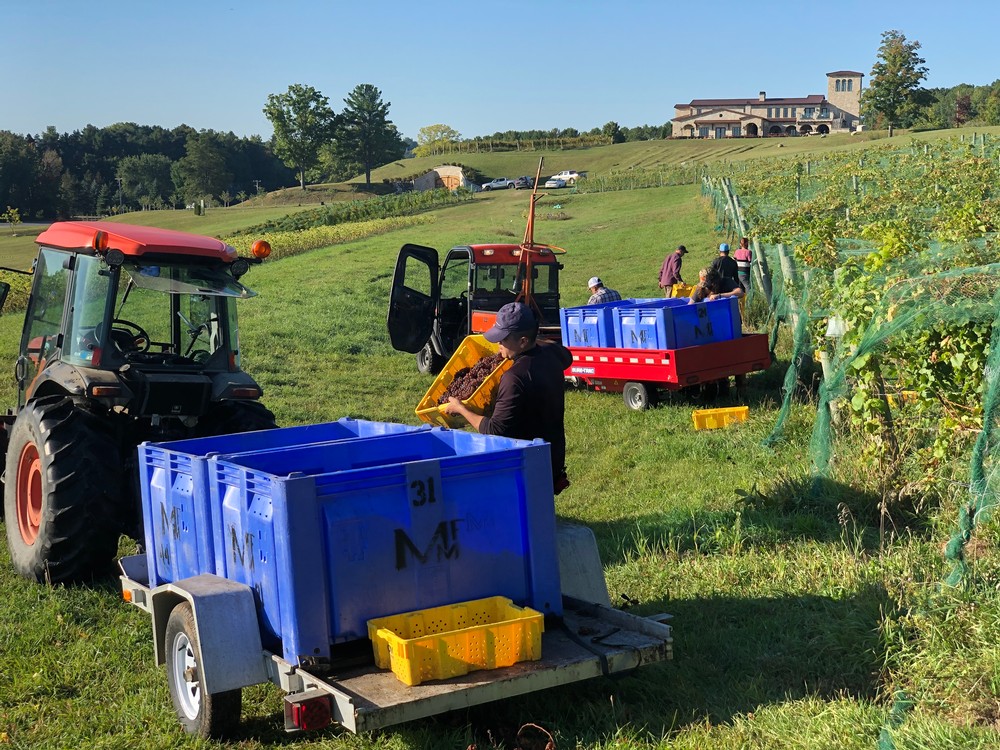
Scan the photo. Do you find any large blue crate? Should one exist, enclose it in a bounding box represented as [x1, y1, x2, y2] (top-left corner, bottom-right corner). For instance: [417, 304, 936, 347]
[138, 418, 427, 587]
[614, 297, 741, 349]
[560, 299, 637, 347]
[206, 429, 561, 663]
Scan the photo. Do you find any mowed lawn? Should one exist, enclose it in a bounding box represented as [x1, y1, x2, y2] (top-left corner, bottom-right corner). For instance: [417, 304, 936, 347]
[0, 183, 996, 749]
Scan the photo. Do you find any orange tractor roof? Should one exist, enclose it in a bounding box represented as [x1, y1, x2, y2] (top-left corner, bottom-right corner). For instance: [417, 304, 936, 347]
[466, 243, 562, 265]
[36, 221, 238, 262]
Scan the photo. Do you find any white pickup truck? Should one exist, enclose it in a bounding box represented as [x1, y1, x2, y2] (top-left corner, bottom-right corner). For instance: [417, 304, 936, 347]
[550, 170, 585, 185]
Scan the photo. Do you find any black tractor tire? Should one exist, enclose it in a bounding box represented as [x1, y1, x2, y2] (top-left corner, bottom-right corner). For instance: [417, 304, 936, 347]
[416, 342, 445, 375]
[3, 396, 123, 583]
[196, 400, 277, 437]
[165, 602, 242, 739]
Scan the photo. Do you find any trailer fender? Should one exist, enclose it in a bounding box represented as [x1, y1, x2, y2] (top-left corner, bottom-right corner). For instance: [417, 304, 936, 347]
[556, 522, 611, 607]
[150, 574, 268, 694]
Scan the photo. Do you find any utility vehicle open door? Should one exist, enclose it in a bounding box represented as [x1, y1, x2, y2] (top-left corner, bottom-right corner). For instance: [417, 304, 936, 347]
[386, 244, 439, 354]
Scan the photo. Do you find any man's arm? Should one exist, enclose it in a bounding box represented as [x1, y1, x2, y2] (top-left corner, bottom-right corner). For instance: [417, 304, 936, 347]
[444, 397, 485, 430]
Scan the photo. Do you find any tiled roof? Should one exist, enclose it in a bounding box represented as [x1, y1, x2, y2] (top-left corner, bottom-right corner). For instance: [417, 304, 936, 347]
[682, 94, 826, 107]
[827, 70, 865, 77]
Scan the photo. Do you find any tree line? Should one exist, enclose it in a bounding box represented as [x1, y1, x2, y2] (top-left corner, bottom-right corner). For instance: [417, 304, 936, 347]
[0, 123, 297, 220]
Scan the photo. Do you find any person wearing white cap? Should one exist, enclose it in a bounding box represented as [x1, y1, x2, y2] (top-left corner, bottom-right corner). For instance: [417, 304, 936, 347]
[587, 276, 622, 305]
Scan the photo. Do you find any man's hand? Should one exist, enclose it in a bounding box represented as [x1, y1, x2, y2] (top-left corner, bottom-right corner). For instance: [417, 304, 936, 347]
[444, 396, 485, 430]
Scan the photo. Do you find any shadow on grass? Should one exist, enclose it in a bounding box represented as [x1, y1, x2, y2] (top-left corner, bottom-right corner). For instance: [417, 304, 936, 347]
[567, 476, 894, 568]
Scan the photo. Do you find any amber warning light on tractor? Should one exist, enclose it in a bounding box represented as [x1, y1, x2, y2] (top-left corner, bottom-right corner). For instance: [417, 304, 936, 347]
[91, 230, 110, 252]
[251, 240, 272, 259]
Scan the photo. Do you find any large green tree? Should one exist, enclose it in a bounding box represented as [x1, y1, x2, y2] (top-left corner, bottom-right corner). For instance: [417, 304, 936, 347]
[860, 30, 929, 136]
[337, 84, 405, 184]
[171, 134, 231, 204]
[117, 153, 174, 210]
[263, 84, 336, 190]
[414, 124, 462, 157]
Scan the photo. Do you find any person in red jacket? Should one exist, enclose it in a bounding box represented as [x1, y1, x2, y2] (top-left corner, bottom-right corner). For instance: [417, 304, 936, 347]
[444, 302, 573, 494]
[658, 245, 688, 297]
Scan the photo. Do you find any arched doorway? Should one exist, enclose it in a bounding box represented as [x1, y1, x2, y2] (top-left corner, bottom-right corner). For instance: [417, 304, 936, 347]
[785, 125, 797, 136]
[768, 125, 782, 136]
[817, 124, 830, 135]
[746, 123, 759, 137]
[799, 124, 813, 135]
[683, 124, 695, 138]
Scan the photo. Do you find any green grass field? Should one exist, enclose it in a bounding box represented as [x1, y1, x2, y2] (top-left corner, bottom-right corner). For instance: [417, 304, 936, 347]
[1, 132, 999, 749]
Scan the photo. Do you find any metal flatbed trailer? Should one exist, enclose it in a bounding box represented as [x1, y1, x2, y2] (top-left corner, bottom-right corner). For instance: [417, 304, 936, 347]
[119, 529, 673, 736]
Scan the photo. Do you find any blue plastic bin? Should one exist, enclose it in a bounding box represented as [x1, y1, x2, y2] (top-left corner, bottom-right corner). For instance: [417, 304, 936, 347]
[138, 418, 427, 587]
[206, 429, 561, 662]
[560, 299, 637, 347]
[614, 297, 741, 349]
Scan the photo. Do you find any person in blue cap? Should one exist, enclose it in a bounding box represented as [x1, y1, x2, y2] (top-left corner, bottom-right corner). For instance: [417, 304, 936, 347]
[710, 242, 739, 285]
[444, 302, 573, 494]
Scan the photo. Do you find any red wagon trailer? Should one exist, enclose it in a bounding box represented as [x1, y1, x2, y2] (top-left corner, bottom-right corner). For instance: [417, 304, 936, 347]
[565, 333, 771, 410]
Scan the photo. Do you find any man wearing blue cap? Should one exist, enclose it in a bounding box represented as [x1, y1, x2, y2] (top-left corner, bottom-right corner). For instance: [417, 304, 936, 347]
[444, 302, 573, 494]
[710, 242, 739, 285]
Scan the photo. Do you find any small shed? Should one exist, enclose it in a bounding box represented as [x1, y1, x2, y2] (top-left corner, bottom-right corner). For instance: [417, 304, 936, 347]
[414, 165, 474, 192]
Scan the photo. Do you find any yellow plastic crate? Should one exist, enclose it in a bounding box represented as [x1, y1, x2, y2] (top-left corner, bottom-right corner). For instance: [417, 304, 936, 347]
[669, 283, 695, 298]
[692, 405, 749, 430]
[367, 596, 544, 686]
[415, 335, 512, 428]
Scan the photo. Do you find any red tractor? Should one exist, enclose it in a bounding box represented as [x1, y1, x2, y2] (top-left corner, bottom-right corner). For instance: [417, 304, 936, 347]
[0, 221, 276, 583]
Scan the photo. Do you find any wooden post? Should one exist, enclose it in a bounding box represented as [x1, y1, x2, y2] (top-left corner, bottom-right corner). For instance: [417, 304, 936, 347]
[752, 237, 773, 303]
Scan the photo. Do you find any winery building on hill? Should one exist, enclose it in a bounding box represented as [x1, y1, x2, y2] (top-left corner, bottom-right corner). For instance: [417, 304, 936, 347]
[672, 71, 864, 138]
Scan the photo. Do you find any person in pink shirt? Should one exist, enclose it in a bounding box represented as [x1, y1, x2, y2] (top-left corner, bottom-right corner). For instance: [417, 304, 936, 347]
[734, 237, 753, 293]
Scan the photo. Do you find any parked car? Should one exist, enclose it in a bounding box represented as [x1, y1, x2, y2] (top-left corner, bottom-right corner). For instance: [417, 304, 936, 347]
[543, 177, 566, 189]
[551, 170, 585, 185]
[514, 176, 534, 189]
[481, 178, 516, 191]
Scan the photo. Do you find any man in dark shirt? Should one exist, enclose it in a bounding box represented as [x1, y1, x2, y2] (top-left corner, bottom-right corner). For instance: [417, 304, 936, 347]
[444, 302, 573, 493]
[710, 243, 739, 284]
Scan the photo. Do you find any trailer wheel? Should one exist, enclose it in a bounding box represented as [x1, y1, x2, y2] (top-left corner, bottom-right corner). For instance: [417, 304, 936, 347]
[623, 382, 657, 411]
[165, 602, 242, 739]
[3, 396, 123, 583]
[416, 342, 444, 375]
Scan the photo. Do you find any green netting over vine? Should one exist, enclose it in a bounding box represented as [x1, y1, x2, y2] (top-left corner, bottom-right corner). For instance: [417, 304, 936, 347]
[703, 131, 1000, 586]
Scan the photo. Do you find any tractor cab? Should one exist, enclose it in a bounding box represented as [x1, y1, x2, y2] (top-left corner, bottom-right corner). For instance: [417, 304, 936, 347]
[11, 221, 268, 416]
[387, 243, 563, 374]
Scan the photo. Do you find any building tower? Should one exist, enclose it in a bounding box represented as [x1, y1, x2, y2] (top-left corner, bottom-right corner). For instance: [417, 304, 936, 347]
[827, 71, 864, 127]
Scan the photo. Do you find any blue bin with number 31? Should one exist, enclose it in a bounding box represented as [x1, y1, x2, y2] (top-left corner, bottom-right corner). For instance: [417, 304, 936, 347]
[205, 429, 561, 663]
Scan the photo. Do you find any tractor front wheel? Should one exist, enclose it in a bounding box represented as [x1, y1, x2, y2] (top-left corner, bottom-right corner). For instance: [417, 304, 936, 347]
[623, 381, 657, 411]
[196, 400, 277, 437]
[3, 396, 123, 583]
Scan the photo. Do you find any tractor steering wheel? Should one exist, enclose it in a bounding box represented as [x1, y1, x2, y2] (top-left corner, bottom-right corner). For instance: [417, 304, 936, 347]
[109, 318, 151, 354]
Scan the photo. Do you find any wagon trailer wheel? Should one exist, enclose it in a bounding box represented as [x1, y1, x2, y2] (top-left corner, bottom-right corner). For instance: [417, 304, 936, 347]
[165, 602, 242, 739]
[622, 381, 657, 411]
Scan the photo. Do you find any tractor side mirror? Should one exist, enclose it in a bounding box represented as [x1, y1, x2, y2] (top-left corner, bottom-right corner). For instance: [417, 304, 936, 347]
[0, 282, 10, 314]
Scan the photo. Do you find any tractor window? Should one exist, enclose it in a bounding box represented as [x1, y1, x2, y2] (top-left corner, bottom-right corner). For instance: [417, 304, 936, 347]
[473, 264, 517, 294]
[21, 248, 71, 369]
[64, 254, 111, 365]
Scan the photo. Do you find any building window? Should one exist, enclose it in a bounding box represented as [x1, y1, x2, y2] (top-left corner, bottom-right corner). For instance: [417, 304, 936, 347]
[820, 107, 829, 118]
[836, 80, 841, 92]
[847, 80, 853, 92]
[783, 107, 789, 117]
[767, 107, 772, 118]
[732, 126, 741, 137]
[699, 126, 709, 137]
[791, 107, 797, 117]
[804, 107, 814, 118]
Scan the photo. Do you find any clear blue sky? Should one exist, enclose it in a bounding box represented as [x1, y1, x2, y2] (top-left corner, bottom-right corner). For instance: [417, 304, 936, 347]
[5, 0, 997, 142]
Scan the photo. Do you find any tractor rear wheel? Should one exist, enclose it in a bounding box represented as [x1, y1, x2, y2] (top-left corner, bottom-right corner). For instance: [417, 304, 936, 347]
[623, 381, 657, 411]
[3, 396, 123, 583]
